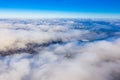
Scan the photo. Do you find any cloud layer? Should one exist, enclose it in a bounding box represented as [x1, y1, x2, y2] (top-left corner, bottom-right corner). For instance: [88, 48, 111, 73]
[0, 19, 120, 80]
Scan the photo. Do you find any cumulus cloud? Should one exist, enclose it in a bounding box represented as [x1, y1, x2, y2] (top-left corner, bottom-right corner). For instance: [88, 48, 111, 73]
[0, 39, 120, 80]
[0, 20, 89, 51]
[0, 19, 120, 80]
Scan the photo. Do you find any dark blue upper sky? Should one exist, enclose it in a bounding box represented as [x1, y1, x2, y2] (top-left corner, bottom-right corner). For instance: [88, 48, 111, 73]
[0, 0, 120, 13]
[0, 0, 120, 18]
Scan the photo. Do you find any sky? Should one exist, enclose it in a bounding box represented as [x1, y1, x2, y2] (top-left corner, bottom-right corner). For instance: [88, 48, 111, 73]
[0, 0, 120, 18]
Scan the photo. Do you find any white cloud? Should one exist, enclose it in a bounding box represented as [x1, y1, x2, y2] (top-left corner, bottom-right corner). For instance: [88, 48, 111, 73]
[0, 39, 120, 80]
[0, 19, 120, 80]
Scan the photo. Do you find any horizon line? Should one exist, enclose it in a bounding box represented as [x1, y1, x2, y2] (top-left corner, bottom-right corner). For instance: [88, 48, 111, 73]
[0, 9, 120, 19]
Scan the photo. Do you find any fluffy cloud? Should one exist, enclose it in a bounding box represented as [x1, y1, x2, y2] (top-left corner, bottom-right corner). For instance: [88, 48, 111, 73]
[0, 39, 120, 80]
[0, 19, 120, 80]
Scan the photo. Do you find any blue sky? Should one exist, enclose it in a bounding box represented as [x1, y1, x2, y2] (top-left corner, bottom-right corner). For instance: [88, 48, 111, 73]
[0, 0, 120, 18]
